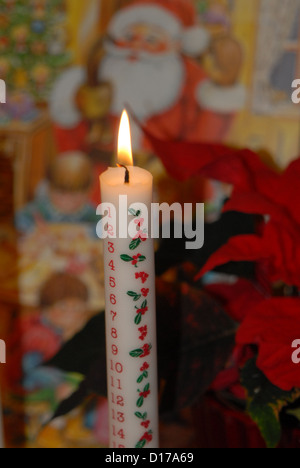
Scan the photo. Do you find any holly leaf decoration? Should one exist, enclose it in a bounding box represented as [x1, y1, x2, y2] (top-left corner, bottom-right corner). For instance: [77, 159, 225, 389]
[136, 439, 146, 448]
[120, 254, 133, 262]
[241, 358, 300, 448]
[127, 291, 142, 302]
[135, 412, 147, 420]
[130, 348, 144, 358]
[137, 396, 144, 408]
[143, 383, 150, 392]
[130, 238, 142, 251]
[135, 314, 142, 325]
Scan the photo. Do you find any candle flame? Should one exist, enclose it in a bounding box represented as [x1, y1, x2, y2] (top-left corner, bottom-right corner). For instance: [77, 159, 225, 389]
[118, 110, 133, 166]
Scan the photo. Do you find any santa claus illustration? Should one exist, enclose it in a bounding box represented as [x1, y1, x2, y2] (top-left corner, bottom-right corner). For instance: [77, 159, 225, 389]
[50, 0, 245, 153]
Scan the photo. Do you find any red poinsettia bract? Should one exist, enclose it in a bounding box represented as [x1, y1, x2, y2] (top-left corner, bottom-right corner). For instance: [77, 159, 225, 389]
[236, 298, 300, 391]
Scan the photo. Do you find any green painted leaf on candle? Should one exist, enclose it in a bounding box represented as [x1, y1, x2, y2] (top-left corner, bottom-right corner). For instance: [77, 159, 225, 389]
[130, 238, 142, 250]
[120, 254, 133, 262]
[144, 383, 150, 393]
[137, 375, 144, 384]
[136, 439, 146, 448]
[138, 255, 146, 263]
[127, 291, 142, 302]
[130, 348, 143, 358]
[135, 313, 142, 325]
[137, 396, 144, 408]
[135, 412, 147, 420]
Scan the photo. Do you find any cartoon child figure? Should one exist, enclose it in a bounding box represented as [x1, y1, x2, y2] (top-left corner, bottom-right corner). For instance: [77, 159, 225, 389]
[8, 272, 90, 393]
[16, 152, 98, 233]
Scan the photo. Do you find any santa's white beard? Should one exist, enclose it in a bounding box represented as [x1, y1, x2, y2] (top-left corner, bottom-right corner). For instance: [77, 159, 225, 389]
[99, 43, 185, 122]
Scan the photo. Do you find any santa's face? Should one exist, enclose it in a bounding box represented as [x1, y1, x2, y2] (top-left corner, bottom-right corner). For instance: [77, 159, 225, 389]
[114, 23, 177, 56]
[100, 22, 184, 124]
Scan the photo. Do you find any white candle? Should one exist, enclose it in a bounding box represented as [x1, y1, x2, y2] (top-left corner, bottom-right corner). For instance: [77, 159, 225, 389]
[100, 111, 159, 449]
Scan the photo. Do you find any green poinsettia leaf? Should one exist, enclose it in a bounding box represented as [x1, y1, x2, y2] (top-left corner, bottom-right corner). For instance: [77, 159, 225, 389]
[241, 358, 300, 448]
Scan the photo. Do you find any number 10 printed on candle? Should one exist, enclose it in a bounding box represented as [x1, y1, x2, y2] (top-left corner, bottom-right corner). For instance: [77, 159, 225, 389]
[103, 206, 159, 449]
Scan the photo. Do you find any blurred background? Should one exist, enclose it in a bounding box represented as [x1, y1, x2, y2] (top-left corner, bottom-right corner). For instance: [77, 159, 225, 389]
[0, 0, 300, 449]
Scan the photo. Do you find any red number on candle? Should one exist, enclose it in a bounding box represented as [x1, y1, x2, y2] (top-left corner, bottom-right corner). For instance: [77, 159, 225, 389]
[111, 377, 122, 390]
[110, 310, 117, 321]
[108, 242, 115, 254]
[109, 277, 116, 288]
[115, 363, 123, 374]
[110, 361, 123, 374]
[110, 294, 117, 305]
[112, 410, 125, 423]
[112, 344, 118, 355]
[111, 393, 124, 406]
[111, 328, 118, 339]
[109, 260, 116, 271]
[116, 396, 124, 406]
[113, 426, 125, 439]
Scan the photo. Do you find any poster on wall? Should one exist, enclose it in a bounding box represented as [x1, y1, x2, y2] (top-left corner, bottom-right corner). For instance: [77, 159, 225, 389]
[252, 0, 300, 118]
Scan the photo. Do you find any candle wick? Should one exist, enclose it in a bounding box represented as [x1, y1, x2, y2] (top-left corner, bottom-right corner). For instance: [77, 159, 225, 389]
[117, 164, 130, 184]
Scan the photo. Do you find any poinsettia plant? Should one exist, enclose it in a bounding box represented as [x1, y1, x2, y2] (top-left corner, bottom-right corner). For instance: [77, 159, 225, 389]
[144, 126, 300, 448]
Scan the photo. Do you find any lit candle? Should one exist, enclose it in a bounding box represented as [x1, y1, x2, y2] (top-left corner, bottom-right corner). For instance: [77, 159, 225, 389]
[100, 111, 159, 449]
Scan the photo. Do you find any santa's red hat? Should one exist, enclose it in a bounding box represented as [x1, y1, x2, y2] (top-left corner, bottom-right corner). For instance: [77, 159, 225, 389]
[108, 0, 210, 57]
